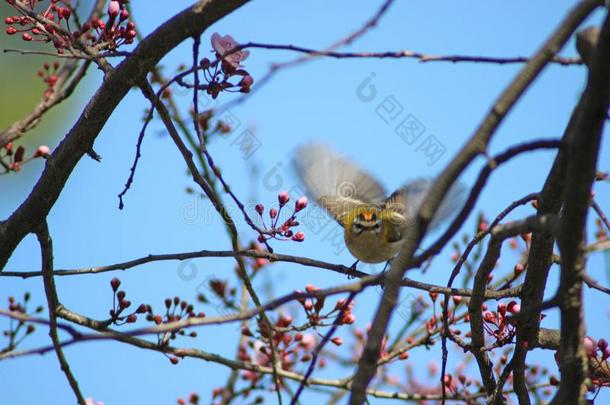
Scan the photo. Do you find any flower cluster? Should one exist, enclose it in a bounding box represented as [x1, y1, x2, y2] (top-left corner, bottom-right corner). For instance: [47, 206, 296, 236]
[83, 1, 135, 51]
[198, 33, 254, 99]
[255, 191, 307, 243]
[4, 0, 135, 54]
[108, 277, 147, 325]
[238, 317, 321, 384]
[111, 281, 208, 365]
[109, 276, 205, 355]
[144, 295, 204, 364]
[37, 60, 60, 98]
[296, 284, 356, 327]
[1, 293, 42, 353]
[481, 301, 520, 342]
[584, 336, 610, 389]
[1, 142, 50, 173]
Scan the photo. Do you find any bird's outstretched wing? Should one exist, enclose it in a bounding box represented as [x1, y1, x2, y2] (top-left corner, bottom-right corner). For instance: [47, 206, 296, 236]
[385, 178, 467, 230]
[293, 143, 387, 225]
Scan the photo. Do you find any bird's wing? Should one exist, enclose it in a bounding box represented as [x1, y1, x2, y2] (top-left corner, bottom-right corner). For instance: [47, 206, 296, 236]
[293, 143, 387, 225]
[385, 178, 466, 230]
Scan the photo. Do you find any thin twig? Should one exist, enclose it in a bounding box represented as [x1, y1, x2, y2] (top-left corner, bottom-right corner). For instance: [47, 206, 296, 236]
[36, 222, 86, 405]
[291, 293, 356, 404]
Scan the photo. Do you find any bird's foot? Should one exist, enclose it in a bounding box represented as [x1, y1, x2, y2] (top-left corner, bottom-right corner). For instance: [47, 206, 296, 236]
[347, 260, 360, 279]
[378, 259, 394, 289]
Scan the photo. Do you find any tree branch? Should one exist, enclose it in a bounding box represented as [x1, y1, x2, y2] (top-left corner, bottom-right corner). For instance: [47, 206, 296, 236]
[348, 2, 603, 403]
[550, 11, 610, 404]
[36, 222, 86, 405]
[0, 0, 250, 270]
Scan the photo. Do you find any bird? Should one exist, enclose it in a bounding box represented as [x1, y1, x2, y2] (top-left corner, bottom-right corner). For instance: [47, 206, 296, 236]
[293, 143, 465, 269]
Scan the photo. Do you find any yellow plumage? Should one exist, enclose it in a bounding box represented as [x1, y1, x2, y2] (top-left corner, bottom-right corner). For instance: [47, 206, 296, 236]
[293, 144, 465, 264]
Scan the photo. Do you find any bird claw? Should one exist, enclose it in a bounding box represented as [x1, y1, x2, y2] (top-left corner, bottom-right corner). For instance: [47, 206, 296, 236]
[347, 260, 359, 279]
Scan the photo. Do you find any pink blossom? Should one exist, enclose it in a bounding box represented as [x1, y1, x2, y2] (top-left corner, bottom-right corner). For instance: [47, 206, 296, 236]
[278, 191, 290, 206]
[210, 33, 249, 67]
[331, 336, 343, 346]
[295, 196, 308, 212]
[107, 1, 120, 19]
[584, 336, 597, 356]
[292, 231, 305, 242]
[342, 313, 356, 324]
[300, 333, 316, 350]
[35, 145, 50, 157]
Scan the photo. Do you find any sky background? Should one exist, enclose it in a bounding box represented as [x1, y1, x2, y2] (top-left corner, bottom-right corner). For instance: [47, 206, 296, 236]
[1, 0, 609, 404]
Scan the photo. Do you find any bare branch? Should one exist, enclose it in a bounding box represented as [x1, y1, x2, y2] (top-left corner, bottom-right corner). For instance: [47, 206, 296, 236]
[349, 2, 603, 403]
[550, 11, 610, 404]
[35, 222, 86, 405]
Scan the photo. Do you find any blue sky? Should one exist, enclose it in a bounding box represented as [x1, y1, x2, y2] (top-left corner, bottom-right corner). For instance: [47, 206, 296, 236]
[1, 0, 609, 403]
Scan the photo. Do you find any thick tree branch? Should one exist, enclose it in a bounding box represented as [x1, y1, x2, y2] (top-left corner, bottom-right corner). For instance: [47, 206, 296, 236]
[550, 11, 610, 405]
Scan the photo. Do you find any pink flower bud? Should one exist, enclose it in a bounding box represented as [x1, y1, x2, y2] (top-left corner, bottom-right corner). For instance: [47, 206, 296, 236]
[240, 75, 254, 88]
[514, 263, 525, 275]
[331, 337, 343, 346]
[35, 145, 50, 157]
[292, 232, 305, 242]
[304, 299, 313, 311]
[584, 336, 597, 356]
[342, 313, 356, 324]
[305, 284, 318, 293]
[124, 30, 136, 40]
[278, 191, 290, 206]
[269, 208, 277, 219]
[300, 333, 315, 349]
[110, 277, 121, 291]
[507, 301, 520, 314]
[200, 57, 211, 69]
[278, 315, 293, 327]
[108, 1, 120, 18]
[295, 196, 308, 212]
[255, 204, 264, 215]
